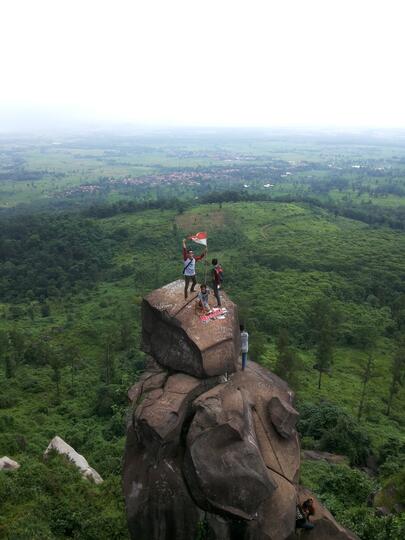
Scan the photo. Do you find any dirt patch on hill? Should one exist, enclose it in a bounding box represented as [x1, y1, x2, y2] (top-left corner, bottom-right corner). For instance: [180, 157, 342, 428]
[176, 210, 226, 232]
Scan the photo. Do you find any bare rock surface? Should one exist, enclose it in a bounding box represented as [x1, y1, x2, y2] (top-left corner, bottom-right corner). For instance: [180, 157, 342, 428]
[141, 279, 240, 377]
[44, 436, 103, 484]
[134, 371, 221, 453]
[185, 382, 277, 520]
[0, 456, 20, 470]
[269, 396, 299, 439]
[124, 362, 300, 539]
[123, 283, 359, 540]
[127, 367, 168, 404]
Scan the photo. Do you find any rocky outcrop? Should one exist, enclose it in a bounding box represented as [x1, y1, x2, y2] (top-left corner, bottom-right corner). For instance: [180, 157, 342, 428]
[123, 281, 358, 540]
[0, 456, 20, 470]
[44, 436, 103, 484]
[141, 280, 240, 378]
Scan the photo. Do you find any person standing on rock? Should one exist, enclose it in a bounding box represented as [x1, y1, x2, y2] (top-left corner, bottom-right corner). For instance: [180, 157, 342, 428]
[182, 238, 206, 299]
[211, 258, 223, 307]
[240, 325, 249, 371]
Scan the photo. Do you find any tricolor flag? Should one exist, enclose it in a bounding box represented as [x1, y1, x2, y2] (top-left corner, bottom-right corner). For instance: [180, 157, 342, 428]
[188, 232, 208, 246]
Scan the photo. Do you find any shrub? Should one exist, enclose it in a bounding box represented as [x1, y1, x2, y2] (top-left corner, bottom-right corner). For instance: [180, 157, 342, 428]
[298, 401, 371, 465]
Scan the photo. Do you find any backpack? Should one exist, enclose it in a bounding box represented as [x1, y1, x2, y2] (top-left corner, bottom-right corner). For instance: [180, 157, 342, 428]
[214, 265, 224, 283]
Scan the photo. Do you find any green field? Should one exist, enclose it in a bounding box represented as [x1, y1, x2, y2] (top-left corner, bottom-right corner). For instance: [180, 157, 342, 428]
[1, 131, 405, 539]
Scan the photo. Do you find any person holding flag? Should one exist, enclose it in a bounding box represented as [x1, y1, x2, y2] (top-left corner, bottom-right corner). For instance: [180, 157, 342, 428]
[182, 233, 207, 299]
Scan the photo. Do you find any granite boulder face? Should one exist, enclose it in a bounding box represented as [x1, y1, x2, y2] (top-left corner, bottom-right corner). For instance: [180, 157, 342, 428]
[123, 281, 359, 540]
[141, 280, 240, 378]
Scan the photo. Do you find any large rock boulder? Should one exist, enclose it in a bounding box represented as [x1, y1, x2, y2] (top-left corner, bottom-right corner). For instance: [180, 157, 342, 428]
[123, 283, 359, 540]
[184, 382, 277, 520]
[141, 280, 240, 378]
[0, 456, 20, 471]
[124, 361, 301, 540]
[44, 436, 103, 484]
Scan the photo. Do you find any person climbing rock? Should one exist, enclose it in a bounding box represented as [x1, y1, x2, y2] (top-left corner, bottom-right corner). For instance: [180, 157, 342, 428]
[182, 238, 206, 299]
[197, 284, 212, 314]
[211, 258, 223, 307]
[240, 325, 249, 371]
[296, 498, 315, 530]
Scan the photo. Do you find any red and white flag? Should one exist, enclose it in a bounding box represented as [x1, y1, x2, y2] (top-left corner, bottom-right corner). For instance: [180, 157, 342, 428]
[188, 232, 208, 246]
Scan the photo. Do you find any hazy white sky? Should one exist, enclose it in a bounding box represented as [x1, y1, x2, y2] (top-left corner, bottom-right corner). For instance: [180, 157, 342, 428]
[1, 0, 405, 128]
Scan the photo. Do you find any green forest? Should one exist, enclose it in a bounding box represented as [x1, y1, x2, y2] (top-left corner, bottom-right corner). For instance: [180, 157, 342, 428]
[1, 131, 405, 539]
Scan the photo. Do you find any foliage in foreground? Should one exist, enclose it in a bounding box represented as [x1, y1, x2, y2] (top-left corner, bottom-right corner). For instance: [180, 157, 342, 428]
[301, 460, 405, 540]
[0, 454, 128, 539]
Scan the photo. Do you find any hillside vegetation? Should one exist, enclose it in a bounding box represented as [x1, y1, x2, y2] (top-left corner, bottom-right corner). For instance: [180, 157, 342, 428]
[1, 132, 405, 539]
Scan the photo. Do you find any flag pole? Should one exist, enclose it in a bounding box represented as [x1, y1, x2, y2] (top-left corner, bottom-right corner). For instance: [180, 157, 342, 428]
[204, 243, 208, 284]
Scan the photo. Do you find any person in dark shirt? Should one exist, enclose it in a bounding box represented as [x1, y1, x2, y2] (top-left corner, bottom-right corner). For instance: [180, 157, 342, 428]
[211, 258, 223, 307]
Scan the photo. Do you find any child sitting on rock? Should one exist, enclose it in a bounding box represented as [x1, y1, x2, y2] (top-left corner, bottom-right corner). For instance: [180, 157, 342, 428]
[196, 284, 212, 314]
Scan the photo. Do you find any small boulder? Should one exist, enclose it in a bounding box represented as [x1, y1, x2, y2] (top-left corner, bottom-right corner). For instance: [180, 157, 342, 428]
[302, 450, 347, 466]
[44, 436, 103, 484]
[375, 506, 390, 517]
[0, 456, 20, 471]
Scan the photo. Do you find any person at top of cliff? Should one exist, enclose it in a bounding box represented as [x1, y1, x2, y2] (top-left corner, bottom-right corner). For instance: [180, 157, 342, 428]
[296, 498, 315, 530]
[211, 258, 224, 308]
[197, 284, 212, 314]
[240, 325, 249, 371]
[182, 238, 206, 299]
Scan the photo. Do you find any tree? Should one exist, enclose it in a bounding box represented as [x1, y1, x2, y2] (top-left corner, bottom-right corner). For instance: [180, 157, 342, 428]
[308, 298, 338, 390]
[48, 347, 64, 403]
[172, 222, 178, 239]
[357, 353, 374, 420]
[9, 328, 25, 374]
[298, 401, 371, 465]
[101, 337, 116, 385]
[63, 345, 81, 394]
[40, 303, 51, 317]
[120, 318, 133, 351]
[0, 330, 13, 378]
[274, 328, 301, 388]
[315, 317, 334, 389]
[386, 343, 405, 416]
[357, 324, 379, 420]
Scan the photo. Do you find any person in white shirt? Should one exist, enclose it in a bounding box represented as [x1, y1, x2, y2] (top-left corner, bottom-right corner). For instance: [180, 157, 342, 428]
[197, 284, 212, 314]
[182, 239, 206, 299]
[240, 325, 249, 371]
